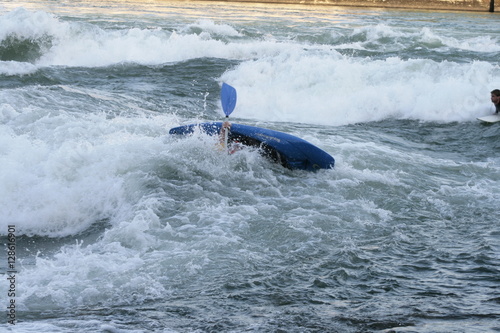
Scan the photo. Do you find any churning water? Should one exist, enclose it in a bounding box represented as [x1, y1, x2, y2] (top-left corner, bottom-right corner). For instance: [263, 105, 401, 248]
[0, 1, 499, 332]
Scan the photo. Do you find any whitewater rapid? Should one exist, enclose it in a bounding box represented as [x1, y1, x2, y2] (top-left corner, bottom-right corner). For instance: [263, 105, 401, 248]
[1, 2, 499, 332]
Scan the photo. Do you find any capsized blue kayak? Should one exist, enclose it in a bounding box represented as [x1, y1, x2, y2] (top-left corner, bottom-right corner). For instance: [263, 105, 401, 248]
[169, 122, 335, 171]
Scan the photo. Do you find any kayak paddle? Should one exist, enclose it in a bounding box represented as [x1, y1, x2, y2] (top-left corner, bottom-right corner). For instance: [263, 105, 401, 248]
[220, 83, 237, 151]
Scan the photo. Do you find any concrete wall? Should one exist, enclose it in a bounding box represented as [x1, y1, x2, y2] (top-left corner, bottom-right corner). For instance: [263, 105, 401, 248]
[206, 0, 496, 12]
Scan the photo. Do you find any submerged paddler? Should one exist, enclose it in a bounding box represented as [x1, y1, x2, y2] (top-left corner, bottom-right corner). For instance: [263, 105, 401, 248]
[491, 89, 500, 114]
[219, 121, 231, 146]
[218, 121, 242, 154]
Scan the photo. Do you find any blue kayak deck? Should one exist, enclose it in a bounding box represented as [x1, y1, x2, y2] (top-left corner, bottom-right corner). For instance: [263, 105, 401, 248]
[169, 122, 334, 171]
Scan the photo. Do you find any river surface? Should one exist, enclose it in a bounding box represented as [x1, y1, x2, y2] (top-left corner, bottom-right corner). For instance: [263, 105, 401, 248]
[0, 1, 499, 332]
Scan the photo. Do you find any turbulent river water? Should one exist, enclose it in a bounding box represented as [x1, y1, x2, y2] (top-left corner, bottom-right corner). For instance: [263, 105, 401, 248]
[0, 1, 499, 332]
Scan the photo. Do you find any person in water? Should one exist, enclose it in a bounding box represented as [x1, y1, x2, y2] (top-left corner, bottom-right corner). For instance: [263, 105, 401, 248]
[491, 89, 500, 114]
[218, 121, 242, 154]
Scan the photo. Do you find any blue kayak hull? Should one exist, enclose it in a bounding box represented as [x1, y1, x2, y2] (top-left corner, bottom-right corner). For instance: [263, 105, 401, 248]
[169, 122, 334, 171]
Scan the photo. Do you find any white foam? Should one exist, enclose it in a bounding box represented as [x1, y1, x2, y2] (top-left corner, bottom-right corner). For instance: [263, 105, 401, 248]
[0, 60, 38, 75]
[0, 7, 63, 40]
[419, 27, 500, 53]
[1, 9, 498, 124]
[1, 6, 499, 323]
[18, 239, 168, 310]
[0, 95, 177, 237]
[223, 55, 499, 125]
[182, 19, 242, 37]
